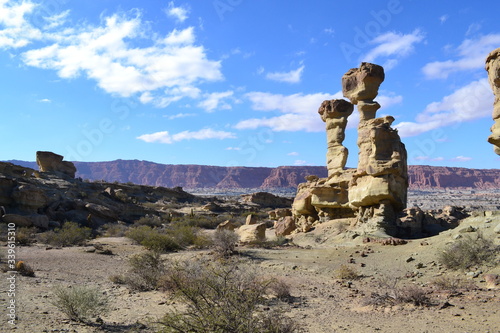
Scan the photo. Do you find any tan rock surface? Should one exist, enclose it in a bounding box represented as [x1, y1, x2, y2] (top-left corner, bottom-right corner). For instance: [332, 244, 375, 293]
[486, 47, 500, 154]
[342, 62, 385, 105]
[36, 151, 77, 178]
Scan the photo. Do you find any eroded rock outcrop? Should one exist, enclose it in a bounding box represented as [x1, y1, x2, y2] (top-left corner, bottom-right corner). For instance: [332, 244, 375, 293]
[36, 151, 76, 178]
[292, 62, 408, 237]
[486, 48, 500, 155]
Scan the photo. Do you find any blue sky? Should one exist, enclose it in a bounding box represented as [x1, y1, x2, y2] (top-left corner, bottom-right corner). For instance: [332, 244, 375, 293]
[1, 0, 499, 169]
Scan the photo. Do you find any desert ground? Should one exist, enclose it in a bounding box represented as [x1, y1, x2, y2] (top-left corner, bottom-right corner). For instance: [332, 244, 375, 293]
[1, 210, 499, 333]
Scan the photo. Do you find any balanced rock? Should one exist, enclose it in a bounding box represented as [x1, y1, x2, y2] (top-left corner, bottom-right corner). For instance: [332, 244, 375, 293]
[36, 151, 76, 178]
[486, 48, 500, 155]
[318, 99, 354, 177]
[342, 62, 385, 105]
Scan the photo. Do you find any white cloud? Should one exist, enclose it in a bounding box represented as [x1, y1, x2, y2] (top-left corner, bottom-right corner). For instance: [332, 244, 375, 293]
[422, 34, 500, 79]
[164, 112, 195, 120]
[38, 98, 51, 103]
[226, 147, 241, 151]
[451, 156, 472, 162]
[294, 160, 307, 166]
[166, 2, 189, 23]
[361, 29, 425, 70]
[20, 12, 222, 106]
[0, 0, 41, 48]
[197, 91, 233, 112]
[235, 91, 402, 132]
[395, 78, 493, 137]
[266, 65, 305, 83]
[137, 128, 236, 144]
[288, 152, 299, 156]
[439, 15, 448, 24]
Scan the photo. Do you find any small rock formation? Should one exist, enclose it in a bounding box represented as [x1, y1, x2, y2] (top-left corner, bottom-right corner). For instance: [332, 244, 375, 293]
[274, 216, 296, 237]
[292, 62, 408, 237]
[240, 192, 293, 208]
[36, 151, 76, 178]
[237, 223, 267, 243]
[486, 48, 500, 155]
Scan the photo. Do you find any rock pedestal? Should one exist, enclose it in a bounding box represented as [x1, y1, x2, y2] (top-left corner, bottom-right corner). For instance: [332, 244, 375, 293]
[486, 48, 500, 155]
[292, 62, 408, 237]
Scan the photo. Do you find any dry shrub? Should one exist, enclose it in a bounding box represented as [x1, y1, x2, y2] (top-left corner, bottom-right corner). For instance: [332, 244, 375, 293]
[438, 232, 498, 270]
[269, 278, 292, 302]
[211, 229, 239, 258]
[101, 223, 129, 237]
[16, 227, 38, 245]
[51, 285, 109, 322]
[366, 275, 432, 307]
[158, 260, 298, 333]
[335, 264, 361, 280]
[122, 251, 166, 291]
[38, 222, 92, 247]
[431, 276, 475, 293]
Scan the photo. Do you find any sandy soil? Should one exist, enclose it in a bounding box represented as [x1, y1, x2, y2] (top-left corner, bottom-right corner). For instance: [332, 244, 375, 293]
[1, 213, 499, 333]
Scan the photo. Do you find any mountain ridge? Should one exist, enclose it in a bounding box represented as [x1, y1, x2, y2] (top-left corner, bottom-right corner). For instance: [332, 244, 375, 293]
[7, 159, 500, 190]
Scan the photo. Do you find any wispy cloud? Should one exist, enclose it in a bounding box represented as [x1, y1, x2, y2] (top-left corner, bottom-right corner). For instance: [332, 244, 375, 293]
[395, 78, 493, 137]
[235, 91, 402, 132]
[422, 34, 500, 79]
[164, 112, 195, 120]
[226, 147, 241, 151]
[165, 1, 189, 23]
[294, 160, 308, 166]
[38, 98, 51, 103]
[197, 91, 233, 112]
[137, 128, 236, 144]
[361, 29, 425, 70]
[439, 15, 449, 24]
[451, 156, 472, 162]
[287, 152, 299, 156]
[266, 65, 305, 83]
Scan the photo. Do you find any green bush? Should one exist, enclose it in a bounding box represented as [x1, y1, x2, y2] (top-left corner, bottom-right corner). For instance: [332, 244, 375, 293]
[100, 223, 129, 237]
[122, 251, 167, 291]
[39, 222, 92, 247]
[16, 227, 38, 245]
[51, 285, 109, 322]
[134, 215, 164, 227]
[158, 260, 298, 333]
[438, 232, 498, 270]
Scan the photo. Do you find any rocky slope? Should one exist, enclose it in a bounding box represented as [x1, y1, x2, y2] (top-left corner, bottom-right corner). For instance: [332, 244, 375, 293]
[7, 160, 500, 190]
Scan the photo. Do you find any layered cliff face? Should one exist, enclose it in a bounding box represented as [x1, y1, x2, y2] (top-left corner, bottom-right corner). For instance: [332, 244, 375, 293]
[7, 160, 500, 190]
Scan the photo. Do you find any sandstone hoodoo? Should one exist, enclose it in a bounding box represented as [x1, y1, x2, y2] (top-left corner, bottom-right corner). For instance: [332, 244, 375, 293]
[292, 62, 408, 237]
[486, 47, 500, 155]
[36, 151, 77, 178]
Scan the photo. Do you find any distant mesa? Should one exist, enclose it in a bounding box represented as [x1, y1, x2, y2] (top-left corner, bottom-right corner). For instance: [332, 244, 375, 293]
[36, 151, 76, 178]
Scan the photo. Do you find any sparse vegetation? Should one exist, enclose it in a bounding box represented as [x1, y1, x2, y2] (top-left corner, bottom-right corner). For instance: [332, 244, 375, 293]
[51, 285, 109, 322]
[366, 275, 432, 307]
[431, 276, 475, 293]
[211, 229, 239, 258]
[438, 232, 498, 270]
[335, 264, 361, 280]
[120, 251, 166, 291]
[100, 223, 129, 237]
[16, 227, 38, 245]
[158, 260, 298, 333]
[15, 261, 35, 277]
[38, 222, 92, 247]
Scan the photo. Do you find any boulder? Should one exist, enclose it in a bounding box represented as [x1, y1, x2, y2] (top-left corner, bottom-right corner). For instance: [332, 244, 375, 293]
[0, 214, 32, 227]
[274, 216, 296, 237]
[36, 151, 76, 178]
[217, 220, 238, 231]
[245, 214, 257, 225]
[484, 274, 500, 289]
[268, 208, 292, 220]
[240, 192, 292, 208]
[11, 184, 48, 211]
[237, 223, 267, 243]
